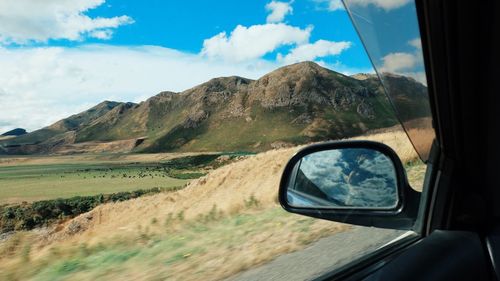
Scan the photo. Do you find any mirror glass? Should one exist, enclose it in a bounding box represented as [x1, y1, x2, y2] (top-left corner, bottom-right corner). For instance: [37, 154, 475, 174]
[287, 148, 399, 209]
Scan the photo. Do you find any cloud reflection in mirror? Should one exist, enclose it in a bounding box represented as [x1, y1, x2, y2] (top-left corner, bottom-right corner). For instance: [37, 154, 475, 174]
[288, 148, 398, 209]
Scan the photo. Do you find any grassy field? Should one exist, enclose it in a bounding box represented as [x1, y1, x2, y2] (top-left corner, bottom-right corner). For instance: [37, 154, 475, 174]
[0, 153, 243, 205]
[0, 163, 189, 204]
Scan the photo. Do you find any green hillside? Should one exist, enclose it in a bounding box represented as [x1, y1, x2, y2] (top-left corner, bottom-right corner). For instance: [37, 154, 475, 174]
[1, 62, 430, 155]
[3, 101, 127, 146]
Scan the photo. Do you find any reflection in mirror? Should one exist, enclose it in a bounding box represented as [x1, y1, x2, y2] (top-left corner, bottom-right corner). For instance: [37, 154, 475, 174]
[287, 148, 398, 209]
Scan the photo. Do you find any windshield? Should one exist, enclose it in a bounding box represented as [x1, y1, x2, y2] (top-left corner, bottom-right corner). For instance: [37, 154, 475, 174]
[343, 0, 435, 161]
[0, 1, 428, 280]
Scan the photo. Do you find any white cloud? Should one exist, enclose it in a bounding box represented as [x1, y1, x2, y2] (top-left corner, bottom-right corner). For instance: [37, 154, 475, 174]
[0, 45, 280, 133]
[408, 38, 422, 50]
[298, 149, 398, 208]
[380, 53, 426, 85]
[312, 0, 345, 11]
[346, 0, 411, 11]
[201, 23, 312, 62]
[0, 0, 364, 133]
[401, 71, 427, 86]
[277, 39, 351, 64]
[379, 40, 427, 85]
[325, 61, 375, 75]
[265, 1, 293, 23]
[0, 0, 133, 44]
[328, 0, 346, 11]
[380, 52, 418, 72]
[90, 30, 114, 40]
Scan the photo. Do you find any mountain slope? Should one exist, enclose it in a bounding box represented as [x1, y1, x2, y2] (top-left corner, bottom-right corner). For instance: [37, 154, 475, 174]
[1, 62, 429, 154]
[148, 62, 400, 152]
[74, 62, 400, 153]
[0, 101, 130, 153]
[1, 128, 27, 136]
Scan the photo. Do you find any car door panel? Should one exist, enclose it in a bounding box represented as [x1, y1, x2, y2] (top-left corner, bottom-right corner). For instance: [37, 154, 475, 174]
[362, 230, 490, 281]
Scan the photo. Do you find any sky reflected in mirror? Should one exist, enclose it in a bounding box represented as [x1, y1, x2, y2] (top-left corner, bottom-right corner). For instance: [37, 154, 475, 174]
[288, 148, 398, 208]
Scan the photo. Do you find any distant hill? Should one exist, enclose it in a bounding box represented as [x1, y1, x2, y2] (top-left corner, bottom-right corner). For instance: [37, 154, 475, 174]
[1, 128, 27, 136]
[0, 62, 429, 155]
[0, 101, 134, 154]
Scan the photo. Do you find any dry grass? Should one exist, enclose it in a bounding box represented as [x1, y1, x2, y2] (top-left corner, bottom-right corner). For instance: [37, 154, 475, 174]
[0, 127, 426, 280]
[405, 127, 435, 160]
[402, 117, 435, 160]
[0, 135, 15, 141]
[0, 209, 346, 281]
[351, 125, 419, 163]
[51, 138, 140, 155]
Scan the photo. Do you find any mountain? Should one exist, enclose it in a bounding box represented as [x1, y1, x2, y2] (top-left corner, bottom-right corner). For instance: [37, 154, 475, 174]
[0, 62, 427, 155]
[0, 101, 133, 154]
[1, 128, 27, 136]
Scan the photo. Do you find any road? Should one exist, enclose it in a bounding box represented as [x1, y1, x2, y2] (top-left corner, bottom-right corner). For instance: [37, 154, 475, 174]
[225, 226, 409, 281]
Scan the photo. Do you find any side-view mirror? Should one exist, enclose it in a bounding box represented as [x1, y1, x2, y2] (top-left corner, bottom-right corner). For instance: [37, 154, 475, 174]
[279, 141, 421, 230]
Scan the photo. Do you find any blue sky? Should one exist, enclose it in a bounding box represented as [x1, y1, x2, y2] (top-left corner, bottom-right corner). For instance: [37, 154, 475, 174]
[31, 0, 372, 70]
[0, 0, 422, 133]
[88, 0, 371, 69]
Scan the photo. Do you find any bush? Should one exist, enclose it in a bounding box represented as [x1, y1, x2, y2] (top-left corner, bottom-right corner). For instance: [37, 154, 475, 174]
[0, 187, 171, 234]
[162, 154, 221, 170]
[244, 194, 260, 209]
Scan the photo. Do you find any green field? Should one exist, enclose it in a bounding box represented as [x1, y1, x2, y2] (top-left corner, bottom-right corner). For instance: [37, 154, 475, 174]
[0, 163, 190, 204]
[0, 153, 244, 205]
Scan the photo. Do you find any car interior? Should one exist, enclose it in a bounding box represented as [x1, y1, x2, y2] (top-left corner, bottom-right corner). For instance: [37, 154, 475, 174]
[278, 0, 500, 280]
[345, 0, 498, 279]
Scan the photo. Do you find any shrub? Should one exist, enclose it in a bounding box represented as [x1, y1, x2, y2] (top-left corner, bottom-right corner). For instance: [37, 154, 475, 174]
[244, 194, 260, 209]
[0, 187, 173, 234]
[177, 211, 185, 221]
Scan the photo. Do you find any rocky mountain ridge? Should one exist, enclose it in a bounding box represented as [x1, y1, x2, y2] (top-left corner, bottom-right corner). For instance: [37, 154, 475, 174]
[1, 128, 27, 136]
[0, 61, 427, 155]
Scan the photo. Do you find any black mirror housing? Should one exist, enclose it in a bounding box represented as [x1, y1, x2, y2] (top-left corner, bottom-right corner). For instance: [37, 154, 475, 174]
[279, 140, 421, 230]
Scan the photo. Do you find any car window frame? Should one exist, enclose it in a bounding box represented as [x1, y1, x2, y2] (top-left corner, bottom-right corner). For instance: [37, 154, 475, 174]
[304, 0, 445, 278]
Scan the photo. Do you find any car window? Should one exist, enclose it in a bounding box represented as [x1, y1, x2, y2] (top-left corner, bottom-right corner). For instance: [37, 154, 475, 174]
[344, 0, 435, 161]
[0, 1, 429, 280]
